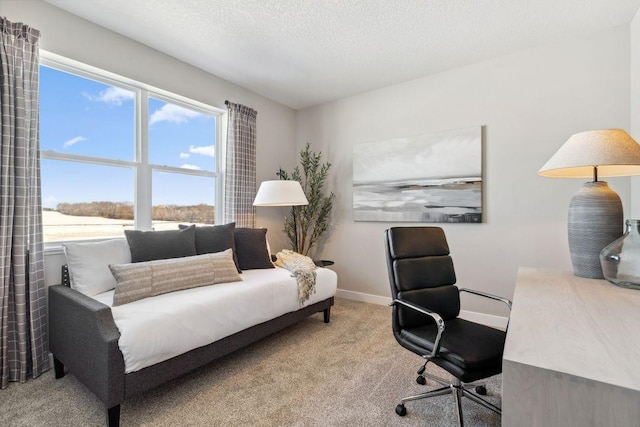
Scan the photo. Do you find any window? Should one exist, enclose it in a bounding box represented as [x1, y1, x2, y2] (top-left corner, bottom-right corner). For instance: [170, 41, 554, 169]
[40, 55, 223, 243]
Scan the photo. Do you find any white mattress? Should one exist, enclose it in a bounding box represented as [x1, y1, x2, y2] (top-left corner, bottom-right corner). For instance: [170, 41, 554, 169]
[92, 267, 337, 373]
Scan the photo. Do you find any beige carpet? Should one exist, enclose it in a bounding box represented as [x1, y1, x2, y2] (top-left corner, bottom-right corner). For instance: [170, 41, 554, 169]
[1, 298, 501, 426]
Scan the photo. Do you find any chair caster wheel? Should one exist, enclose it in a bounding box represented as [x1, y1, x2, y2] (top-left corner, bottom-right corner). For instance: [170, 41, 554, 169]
[396, 404, 407, 416]
[475, 385, 487, 395]
[416, 375, 426, 385]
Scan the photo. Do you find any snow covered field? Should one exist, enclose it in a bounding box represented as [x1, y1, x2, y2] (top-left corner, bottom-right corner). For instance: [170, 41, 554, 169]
[43, 211, 178, 242]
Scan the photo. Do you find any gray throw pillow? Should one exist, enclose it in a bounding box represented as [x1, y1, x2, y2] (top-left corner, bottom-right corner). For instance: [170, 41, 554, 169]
[179, 222, 240, 272]
[125, 225, 197, 263]
[234, 228, 274, 270]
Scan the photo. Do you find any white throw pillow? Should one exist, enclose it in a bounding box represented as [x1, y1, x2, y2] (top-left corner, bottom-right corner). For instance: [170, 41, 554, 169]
[63, 239, 131, 296]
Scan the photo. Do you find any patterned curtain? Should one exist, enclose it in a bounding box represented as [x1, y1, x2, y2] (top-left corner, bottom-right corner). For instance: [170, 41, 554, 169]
[224, 101, 258, 227]
[0, 17, 49, 388]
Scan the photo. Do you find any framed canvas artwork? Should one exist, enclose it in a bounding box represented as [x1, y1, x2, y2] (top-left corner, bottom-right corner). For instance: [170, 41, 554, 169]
[353, 126, 482, 223]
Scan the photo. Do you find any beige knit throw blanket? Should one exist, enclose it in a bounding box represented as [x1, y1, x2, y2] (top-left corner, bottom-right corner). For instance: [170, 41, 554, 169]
[274, 249, 317, 306]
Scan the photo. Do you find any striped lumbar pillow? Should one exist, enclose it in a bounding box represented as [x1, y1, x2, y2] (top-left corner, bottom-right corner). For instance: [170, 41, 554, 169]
[110, 249, 241, 306]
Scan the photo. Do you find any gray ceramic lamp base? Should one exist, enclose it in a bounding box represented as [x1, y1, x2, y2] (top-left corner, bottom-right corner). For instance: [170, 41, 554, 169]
[568, 181, 623, 279]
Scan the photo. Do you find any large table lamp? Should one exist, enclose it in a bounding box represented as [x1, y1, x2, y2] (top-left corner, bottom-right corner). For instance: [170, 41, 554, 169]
[253, 180, 308, 252]
[538, 129, 640, 279]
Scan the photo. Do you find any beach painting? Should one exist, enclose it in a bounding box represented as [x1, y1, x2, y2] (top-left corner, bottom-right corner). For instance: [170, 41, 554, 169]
[353, 126, 482, 223]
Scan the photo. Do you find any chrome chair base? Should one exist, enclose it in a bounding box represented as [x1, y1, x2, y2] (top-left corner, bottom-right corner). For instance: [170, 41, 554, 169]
[396, 371, 501, 427]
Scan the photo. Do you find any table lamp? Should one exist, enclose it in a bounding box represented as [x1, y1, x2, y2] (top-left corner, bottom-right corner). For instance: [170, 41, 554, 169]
[253, 180, 308, 252]
[538, 129, 640, 278]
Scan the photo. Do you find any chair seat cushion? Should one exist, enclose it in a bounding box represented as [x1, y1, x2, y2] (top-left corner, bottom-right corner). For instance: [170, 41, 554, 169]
[401, 318, 506, 371]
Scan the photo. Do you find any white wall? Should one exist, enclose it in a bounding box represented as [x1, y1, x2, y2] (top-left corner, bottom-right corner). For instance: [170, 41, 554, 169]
[2, 0, 299, 285]
[631, 10, 640, 217]
[297, 26, 631, 315]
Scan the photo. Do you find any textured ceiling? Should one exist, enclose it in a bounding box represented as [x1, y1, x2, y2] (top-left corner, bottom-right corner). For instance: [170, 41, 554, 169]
[44, 0, 640, 110]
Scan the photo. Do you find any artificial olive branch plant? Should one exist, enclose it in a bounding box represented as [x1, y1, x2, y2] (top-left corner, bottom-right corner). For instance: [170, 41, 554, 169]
[276, 143, 335, 257]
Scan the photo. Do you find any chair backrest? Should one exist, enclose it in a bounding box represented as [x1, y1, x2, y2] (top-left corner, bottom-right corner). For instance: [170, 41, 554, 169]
[385, 227, 460, 330]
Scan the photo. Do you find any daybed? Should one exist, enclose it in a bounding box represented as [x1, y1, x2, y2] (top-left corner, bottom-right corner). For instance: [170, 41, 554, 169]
[48, 224, 337, 427]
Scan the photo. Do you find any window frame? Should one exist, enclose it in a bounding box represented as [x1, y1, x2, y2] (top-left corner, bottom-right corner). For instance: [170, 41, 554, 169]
[40, 51, 225, 247]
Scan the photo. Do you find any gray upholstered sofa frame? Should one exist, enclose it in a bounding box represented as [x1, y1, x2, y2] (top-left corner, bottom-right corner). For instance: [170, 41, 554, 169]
[49, 266, 334, 427]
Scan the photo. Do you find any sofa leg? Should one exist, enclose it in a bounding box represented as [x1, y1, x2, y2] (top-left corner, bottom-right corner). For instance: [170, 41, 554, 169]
[53, 356, 65, 379]
[324, 307, 331, 323]
[107, 405, 120, 427]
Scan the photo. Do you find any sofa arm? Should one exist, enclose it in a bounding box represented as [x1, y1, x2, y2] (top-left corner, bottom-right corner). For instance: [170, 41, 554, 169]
[48, 285, 125, 408]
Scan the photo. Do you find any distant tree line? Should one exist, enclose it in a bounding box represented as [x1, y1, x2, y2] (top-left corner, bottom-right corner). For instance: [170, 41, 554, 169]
[56, 202, 214, 224]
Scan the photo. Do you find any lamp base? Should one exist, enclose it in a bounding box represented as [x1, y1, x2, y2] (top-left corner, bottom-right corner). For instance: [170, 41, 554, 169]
[568, 181, 623, 279]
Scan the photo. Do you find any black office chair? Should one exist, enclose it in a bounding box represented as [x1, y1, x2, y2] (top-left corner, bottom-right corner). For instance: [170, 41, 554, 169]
[384, 226, 511, 426]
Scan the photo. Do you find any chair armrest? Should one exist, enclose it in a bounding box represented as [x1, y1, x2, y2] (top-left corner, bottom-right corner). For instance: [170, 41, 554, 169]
[390, 298, 445, 358]
[459, 287, 512, 311]
[459, 287, 512, 331]
[48, 285, 125, 407]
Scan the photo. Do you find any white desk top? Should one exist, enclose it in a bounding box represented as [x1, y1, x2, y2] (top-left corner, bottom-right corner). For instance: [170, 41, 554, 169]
[504, 267, 640, 392]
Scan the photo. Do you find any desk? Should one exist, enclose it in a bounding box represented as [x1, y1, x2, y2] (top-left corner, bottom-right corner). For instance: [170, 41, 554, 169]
[502, 268, 640, 427]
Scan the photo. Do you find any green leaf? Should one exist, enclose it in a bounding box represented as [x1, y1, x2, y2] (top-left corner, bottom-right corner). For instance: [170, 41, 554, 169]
[276, 143, 333, 257]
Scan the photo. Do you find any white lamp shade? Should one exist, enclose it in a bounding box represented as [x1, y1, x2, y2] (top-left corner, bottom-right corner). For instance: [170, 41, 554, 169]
[538, 129, 640, 178]
[253, 180, 309, 206]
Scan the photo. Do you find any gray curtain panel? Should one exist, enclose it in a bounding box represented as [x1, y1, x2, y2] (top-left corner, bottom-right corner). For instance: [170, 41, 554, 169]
[224, 102, 258, 227]
[0, 17, 49, 389]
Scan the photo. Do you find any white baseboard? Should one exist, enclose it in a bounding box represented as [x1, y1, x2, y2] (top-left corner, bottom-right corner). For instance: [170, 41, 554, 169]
[335, 288, 393, 306]
[335, 288, 509, 330]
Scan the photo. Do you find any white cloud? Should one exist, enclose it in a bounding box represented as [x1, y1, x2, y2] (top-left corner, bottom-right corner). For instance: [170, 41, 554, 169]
[189, 145, 215, 158]
[63, 136, 87, 148]
[179, 152, 191, 159]
[181, 164, 201, 170]
[353, 127, 481, 183]
[98, 87, 134, 105]
[150, 104, 203, 126]
[83, 86, 134, 106]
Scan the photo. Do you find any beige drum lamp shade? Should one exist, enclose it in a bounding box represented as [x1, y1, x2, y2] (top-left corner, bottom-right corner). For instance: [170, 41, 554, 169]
[538, 129, 640, 179]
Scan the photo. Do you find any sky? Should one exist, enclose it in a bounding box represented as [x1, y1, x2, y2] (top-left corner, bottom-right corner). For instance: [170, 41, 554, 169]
[39, 65, 217, 209]
[352, 126, 482, 184]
